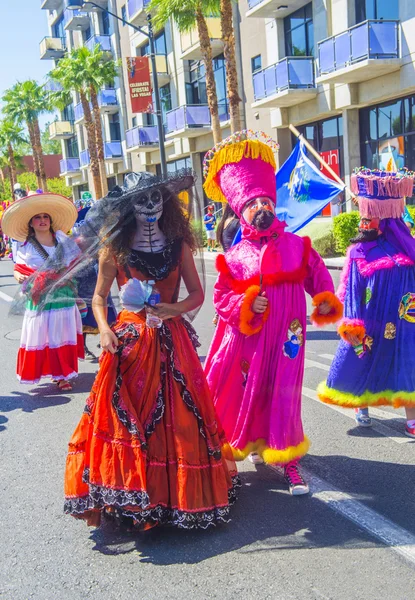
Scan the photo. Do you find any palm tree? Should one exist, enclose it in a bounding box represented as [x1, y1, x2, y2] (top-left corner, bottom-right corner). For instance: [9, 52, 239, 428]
[151, 0, 223, 145]
[220, 0, 241, 132]
[2, 81, 51, 191]
[50, 51, 102, 200]
[82, 45, 119, 198]
[50, 46, 119, 199]
[0, 120, 27, 192]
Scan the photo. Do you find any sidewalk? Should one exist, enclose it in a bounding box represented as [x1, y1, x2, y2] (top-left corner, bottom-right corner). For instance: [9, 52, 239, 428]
[202, 250, 346, 270]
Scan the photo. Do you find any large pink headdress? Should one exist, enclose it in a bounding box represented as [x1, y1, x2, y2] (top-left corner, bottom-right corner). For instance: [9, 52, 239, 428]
[351, 168, 414, 219]
[203, 130, 279, 217]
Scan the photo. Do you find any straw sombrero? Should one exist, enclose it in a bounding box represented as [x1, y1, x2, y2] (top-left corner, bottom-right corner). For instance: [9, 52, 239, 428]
[1, 192, 78, 242]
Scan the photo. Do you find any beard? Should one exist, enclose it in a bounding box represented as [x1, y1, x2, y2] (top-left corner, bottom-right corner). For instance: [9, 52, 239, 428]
[350, 228, 380, 244]
[251, 209, 275, 231]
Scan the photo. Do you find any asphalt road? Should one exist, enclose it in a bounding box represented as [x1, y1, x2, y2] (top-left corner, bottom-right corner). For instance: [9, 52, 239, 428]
[0, 254, 414, 600]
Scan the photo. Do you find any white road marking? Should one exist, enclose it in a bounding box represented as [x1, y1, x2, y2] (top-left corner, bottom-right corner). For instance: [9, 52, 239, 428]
[304, 358, 330, 372]
[319, 353, 335, 360]
[0, 290, 13, 303]
[302, 468, 415, 566]
[302, 386, 413, 445]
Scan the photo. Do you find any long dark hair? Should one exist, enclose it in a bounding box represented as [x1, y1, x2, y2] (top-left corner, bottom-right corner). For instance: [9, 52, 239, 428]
[106, 188, 197, 265]
[216, 203, 237, 247]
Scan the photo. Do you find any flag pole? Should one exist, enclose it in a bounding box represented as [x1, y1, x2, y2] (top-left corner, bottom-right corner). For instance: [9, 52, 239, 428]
[289, 123, 357, 204]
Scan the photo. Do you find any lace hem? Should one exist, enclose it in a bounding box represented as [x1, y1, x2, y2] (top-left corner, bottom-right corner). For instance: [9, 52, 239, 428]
[64, 484, 150, 515]
[65, 475, 240, 529]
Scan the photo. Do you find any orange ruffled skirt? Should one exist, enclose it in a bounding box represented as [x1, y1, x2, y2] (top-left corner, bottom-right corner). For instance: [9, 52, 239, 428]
[64, 310, 239, 529]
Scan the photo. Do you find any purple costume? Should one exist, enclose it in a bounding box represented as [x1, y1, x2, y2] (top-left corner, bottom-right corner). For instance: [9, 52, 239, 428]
[318, 170, 415, 409]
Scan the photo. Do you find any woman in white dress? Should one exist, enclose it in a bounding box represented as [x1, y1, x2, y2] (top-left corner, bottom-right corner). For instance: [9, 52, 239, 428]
[2, 192, 84, 391]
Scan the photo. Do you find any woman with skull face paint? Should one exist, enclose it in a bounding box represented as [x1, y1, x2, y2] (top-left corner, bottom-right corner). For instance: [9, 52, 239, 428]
[203, 131, 343, 495]
[63, 170, 239, 530]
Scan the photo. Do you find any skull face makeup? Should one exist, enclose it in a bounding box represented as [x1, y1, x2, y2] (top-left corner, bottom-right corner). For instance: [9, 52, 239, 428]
[133, 189, 164, 224]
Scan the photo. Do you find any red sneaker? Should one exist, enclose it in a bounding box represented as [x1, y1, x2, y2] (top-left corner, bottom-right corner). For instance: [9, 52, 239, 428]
[284, 462, 309, 496]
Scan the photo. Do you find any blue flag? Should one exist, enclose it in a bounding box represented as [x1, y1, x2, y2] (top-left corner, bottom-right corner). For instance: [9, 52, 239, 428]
[231, 141, 344, 246]
[275, 141, 344, 233]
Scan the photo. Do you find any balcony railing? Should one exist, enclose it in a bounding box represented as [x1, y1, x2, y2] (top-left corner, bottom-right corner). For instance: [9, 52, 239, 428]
[85, 34, 112, 54]
[44, 79, 63, 92]
[104, 141, 123, 159]
[63, 8, 90, 31]
[318, 20, 400, 76]
[80, 149, 90, 167]
[80, 143, 122, 166]
[74, 89, 118, 121]
[49, 121, 74, 139]
[253, 57, 315, 101]
[166, 105, 210, 134]
[60, 158, 80, 174]
[127, 0, 151, 25]
[40, 36, 67, 60]
[98, 88, 118, 108]
[74, 103, 84, 122]
[166, 104, 229, 136]
[126, 126, 159, 148]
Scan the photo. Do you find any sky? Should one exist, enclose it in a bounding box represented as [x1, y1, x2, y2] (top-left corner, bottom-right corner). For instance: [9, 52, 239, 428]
[0, 1, 53, 129]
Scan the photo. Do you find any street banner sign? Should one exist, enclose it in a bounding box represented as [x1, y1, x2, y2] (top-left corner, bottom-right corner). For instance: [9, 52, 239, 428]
[126, 57, 153, 114]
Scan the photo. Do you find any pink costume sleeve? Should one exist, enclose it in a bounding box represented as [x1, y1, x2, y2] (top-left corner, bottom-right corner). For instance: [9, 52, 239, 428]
[213, 272, 269, 336]
[304, 247, 343, 326]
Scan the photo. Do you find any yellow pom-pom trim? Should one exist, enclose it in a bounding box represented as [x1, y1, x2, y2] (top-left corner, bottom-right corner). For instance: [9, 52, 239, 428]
[203, 139, 277, 203]
[230, 436, 310, 464]
[317, 381, 415, 408]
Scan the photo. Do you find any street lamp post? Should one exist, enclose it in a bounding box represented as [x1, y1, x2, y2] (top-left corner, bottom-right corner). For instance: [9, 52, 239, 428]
[66, 0, 168, 177]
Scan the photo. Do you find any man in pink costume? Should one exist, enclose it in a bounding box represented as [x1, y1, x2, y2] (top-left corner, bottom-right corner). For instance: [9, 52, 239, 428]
[203, 131, 343, 495]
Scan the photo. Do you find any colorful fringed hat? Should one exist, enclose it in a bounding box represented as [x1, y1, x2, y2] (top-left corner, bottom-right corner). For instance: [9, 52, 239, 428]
[351, 168, 414, 220]
[203, 130, 279, 217]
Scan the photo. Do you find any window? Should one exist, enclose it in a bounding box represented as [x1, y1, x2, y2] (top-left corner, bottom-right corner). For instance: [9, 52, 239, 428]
[63, 104, 75, 123]
[83, 26, 92, 43]
[355, 0, 399, 22]
[66, 137, 79, 158]
[109, 113, 121, 141]
[53, 14, 65, 40]
[132, 116, 137, 128]
[121, 5, 127, 25]
[139, 31, 167, 57]
[251, 55, 262, 73]
[167, 157, 192, 174]
[359, 96, 415, 197]
[102, 10, 110, 35]
[284, 3, 314, 57]
[107, 176, 117, 189]
[187, 55, 228, 118]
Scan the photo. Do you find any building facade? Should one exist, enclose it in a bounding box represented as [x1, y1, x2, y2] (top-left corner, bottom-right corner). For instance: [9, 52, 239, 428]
[242, 0, 415, 209]
[41, 0, 415, 209]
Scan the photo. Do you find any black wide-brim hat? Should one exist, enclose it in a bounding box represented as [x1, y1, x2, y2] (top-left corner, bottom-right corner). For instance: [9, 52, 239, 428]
[78, 168, 195, 242]
[109, 168, 195, 202]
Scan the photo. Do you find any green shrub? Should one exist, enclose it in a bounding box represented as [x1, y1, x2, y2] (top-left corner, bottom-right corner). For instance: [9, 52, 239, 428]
[313, 231, 337, 258]
[333, 212, 360, 255]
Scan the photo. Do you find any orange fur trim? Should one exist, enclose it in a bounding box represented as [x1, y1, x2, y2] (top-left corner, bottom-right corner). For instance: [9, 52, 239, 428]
[311, 291, 344, 327]
[216, 237, 312, 293]
[338, 321, 366, 343]
[239, 285, 270, 336]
